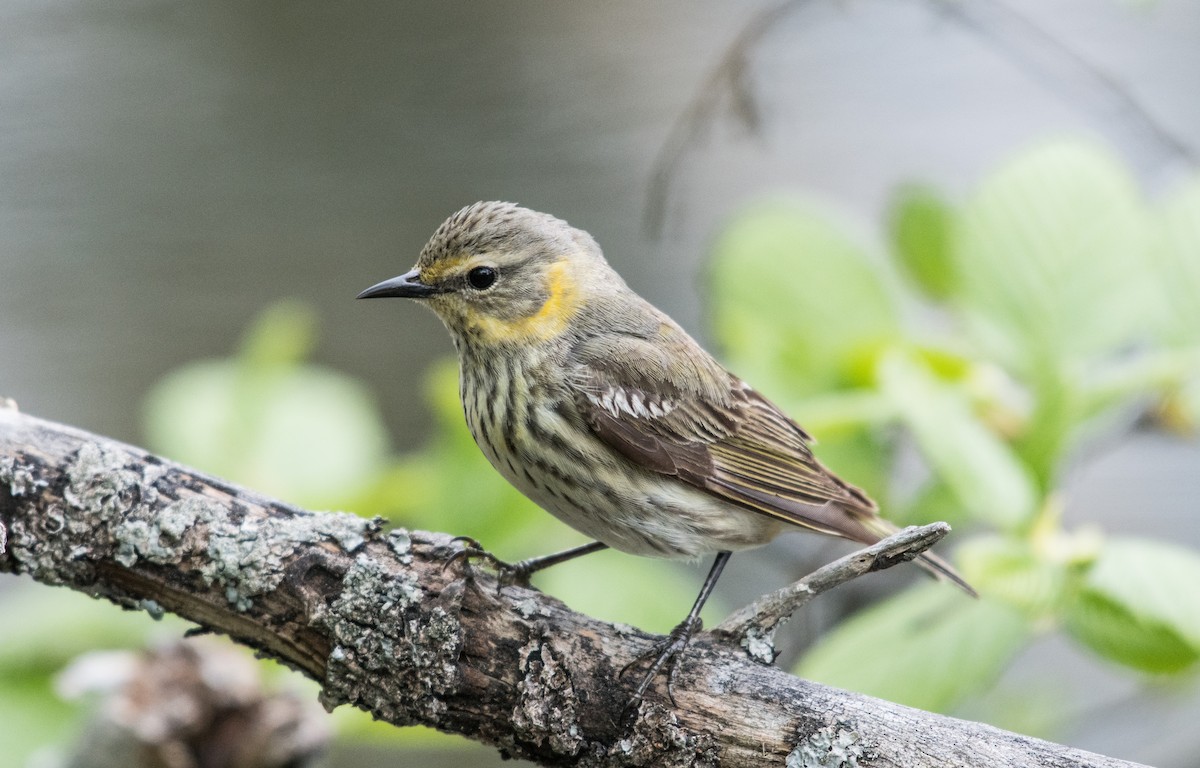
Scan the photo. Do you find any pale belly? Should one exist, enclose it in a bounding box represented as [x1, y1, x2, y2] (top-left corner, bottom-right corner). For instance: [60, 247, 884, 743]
[460, 368, 784, 558]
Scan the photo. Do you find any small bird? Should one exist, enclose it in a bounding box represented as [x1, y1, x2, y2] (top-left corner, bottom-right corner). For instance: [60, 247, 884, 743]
[359, 201, 974, 706]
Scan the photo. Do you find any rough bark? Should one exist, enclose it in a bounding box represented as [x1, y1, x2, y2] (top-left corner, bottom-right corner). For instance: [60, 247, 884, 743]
[0, 407, 1146, 768]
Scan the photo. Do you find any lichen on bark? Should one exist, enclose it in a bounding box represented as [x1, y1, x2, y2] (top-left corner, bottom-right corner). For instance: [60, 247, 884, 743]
[320, 552, 465, 725]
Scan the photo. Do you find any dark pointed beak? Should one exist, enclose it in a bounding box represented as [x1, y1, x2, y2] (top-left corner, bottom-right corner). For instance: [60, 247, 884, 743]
[356, 269, 444, 299]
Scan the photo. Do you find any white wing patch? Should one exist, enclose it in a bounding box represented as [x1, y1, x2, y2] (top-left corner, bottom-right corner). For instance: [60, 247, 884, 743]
[588, 386, 676, 420]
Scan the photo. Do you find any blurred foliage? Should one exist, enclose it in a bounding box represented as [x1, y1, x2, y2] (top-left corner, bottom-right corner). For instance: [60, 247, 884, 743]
[708, 138, 1200, 715]
[143, 301, 390, 510]
[796, 585, 1031, 713]
[3, 137, 1199, 766]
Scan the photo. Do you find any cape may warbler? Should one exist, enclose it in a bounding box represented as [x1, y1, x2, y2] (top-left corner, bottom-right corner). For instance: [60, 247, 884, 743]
[359, 201, 973, 704]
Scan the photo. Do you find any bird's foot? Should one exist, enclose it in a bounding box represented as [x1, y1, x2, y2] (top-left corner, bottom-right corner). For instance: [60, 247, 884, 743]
[620, 614, 703, 713]
[444, 536, 534, 588]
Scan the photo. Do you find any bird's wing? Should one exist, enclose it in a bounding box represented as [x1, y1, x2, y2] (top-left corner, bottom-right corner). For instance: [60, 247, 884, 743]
[569, 331, 883, 545]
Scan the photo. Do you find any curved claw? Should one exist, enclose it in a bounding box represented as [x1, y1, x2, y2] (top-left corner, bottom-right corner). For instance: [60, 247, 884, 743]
[442, 537, 530, 595]
[443, 536, 504, 572]
[620, 615, 703, 711]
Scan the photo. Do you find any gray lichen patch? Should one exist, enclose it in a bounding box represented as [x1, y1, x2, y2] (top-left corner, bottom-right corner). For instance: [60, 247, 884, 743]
[387, 529, 413, 563]
[114, 496, 213, 568]
[139, 598, 165, 620]
[1, 456, 46, 497]
[741, 625, 778, 665]
[65, 442, 150, 520]
[603, 703, 719, 768]
[787, 721, 866, 768]
[513, 596, 544, 619]
[2, 442, 149, 584]
[511, 632, 585, 756]
[202, 509, 374, 612]
[321, 554, 464, 725]
[94, 457, 374, 614]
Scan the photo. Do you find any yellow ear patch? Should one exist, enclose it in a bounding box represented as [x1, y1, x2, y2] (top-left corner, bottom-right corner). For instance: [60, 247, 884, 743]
[472, 260, 580, 344]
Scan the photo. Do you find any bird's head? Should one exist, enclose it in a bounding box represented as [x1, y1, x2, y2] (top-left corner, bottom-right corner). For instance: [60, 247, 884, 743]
[359, 201, 616, 347]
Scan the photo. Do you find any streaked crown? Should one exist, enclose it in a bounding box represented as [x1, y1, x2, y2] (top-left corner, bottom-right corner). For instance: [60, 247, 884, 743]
[417, 201, 576, 272]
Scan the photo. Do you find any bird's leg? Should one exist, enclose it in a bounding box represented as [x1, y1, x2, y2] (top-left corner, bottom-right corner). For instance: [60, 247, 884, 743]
[622, 551, 731, 711]
[503, 541, 609, 584]
[444, 537, 608, 586]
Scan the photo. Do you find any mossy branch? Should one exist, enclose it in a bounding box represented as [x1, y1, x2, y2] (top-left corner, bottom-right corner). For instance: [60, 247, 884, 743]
[0, 407, 1146, 768]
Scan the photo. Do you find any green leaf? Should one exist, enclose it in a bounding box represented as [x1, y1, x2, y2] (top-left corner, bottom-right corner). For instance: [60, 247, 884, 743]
[1064, 538, 1200, 673]
[0, 674, 81, 768]
[955, 535, 1074, 618]
[238, 300, 318, 368]
[709, 199, 901, 396]
[877, 350, 1037, 529]
[777, 389, 894, 437]
[1066, 592, 1196, 674]
[1151, 174, 1200, 345]
[797, 585, 1030, 713]
[144, 361, 390, 509]
[142, 303, 390, 509]
[888, 185, 957, 299]
[1014, 366, 1079, 490]
[895, 479, 970, 528]
[955, 139, 1149, 371]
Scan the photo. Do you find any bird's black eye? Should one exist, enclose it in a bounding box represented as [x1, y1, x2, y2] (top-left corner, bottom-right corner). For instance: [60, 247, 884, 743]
[467, 266, 497, 290]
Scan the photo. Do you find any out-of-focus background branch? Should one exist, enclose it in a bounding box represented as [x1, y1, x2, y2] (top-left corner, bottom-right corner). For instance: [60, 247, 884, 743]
[3, 1, 1199, 767]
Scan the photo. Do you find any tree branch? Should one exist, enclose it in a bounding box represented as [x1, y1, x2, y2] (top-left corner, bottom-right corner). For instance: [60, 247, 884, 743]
[714, 523, 950, 662]
[0, 407, 1146, 767]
